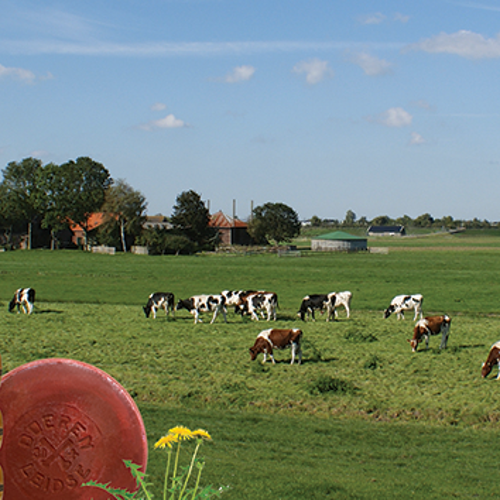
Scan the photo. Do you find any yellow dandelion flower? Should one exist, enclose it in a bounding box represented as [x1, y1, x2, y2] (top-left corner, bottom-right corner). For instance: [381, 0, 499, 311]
[168, 425, 194, 440]
[154, 434, 178, 449]
[192, 429, 212, 440]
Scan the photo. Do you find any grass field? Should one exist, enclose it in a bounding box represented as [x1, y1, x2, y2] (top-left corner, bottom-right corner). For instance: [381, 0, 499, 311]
[1, 238, 500, 498]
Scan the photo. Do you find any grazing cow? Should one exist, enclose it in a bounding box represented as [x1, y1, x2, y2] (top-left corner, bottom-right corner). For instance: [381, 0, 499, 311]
[333, 291, 353, 319]
[298, 293, 336, 322]
[143, 292, 175, 319]
[9, 288, 35, 315]
[221, 290, 257, 307]
[408, 315, 451, 352]
[236, 292, 278, 321]
[249, 328, 303, 364]
[384, 294, 423, 320]
[481, 341, 500, 379]
[176, 295, 227, 324]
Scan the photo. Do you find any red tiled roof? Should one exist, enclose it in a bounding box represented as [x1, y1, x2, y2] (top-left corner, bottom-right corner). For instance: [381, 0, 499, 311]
[209, 211, 248, 228]
[69, 212, 109, 232]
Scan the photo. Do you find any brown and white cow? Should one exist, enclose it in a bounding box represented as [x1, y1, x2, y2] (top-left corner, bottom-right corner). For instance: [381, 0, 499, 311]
[408, 315, 451, 352]
[249, 328, 303, 365]
[481, 341, 500, 379]
[236, 291, 278, 321]
[9, 288, 35, 314]
[176, 295, 227, 324]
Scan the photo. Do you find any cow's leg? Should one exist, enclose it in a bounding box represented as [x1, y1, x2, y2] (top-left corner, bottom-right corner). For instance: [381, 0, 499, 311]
[193, 310, 201, 324]
[152, 306, 157, 319]
[209, 308, 219, 324]
[221, 307, 227, 323]
[413, 308, 419, 321]
[425, 335, 430, 350]
[497, 360, 500, 379]
[22, 302, 28, 314]
[440, 332, 448, 349]
[251, 309, 259, 321]
[290, 343, 296, 364]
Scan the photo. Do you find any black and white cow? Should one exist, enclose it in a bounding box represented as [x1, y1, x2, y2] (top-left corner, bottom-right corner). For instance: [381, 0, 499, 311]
[176, 295, 227, 324]
[235, 292, 278, 321]
[384, 294, 423, 320]
[298, 293, 336, 322]
[333, 291, 353, 319]
[221, 290, 258, 314]
[9, 288, 35, 315]
[143, 292, 175, 319]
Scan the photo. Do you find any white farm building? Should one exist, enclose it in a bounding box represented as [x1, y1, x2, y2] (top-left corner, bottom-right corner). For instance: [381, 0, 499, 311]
[311, 231, 368, 252]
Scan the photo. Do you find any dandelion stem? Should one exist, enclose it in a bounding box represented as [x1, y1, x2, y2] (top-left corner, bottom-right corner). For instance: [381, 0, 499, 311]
[190, 461, 205, 500]
[178, 441, 201, 500]
[170, 441, 182, 500]
[164, 448, 172, 500]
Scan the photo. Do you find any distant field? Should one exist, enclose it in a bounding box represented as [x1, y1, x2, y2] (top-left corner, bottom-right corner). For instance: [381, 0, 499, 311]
[1, 246, 500, 498]
[295, 227, 500, 249]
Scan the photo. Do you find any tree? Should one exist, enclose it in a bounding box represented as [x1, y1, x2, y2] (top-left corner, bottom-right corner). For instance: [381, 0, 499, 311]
[247, 202, 301, 245]
[102, 179, 147, 252]
[414, 213, 434, 228]
[343, 210, 356, 226]
[310, 215, 322, 227]
[170, 190, 216, 251]
[37, 162, 74, 250]
[370, 215, 392, 226]
[60, 157, 112, 249]
[1, 158, 44, 249]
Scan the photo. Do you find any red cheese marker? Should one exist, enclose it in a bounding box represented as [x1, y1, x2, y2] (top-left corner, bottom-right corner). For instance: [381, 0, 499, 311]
[0, 358, 147, 499]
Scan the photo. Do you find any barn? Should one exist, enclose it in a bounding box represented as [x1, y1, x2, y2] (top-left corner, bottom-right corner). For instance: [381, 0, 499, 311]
[209, 211, 253, 246]
[367, 225, 405, 237]
[311, 231, 367, 252]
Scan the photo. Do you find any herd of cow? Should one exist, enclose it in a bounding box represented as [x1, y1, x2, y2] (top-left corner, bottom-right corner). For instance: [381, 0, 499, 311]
[7, 287, 500, 379]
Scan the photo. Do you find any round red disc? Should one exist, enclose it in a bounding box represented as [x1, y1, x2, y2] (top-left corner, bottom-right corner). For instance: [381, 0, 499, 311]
[0, 358, 147, 500]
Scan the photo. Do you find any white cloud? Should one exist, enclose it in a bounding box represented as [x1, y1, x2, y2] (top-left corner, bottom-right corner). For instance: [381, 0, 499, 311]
[349, 52, 393, 76]
[223, 65, 255, 83]
[394, 13, 410, 23]
[141, 114, 187, 130]
[292, 58, 333, 84]
[370, 107, 413, 128]
[151, 102, 167, 111]
[409, 132, 426, 145]
[358, 13, 386, 25]
[0, 63, 36, 83]
[408, 30, 500, 59]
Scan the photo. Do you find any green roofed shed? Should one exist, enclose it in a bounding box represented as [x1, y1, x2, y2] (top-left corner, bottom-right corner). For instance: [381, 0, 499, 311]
[311, 231, 367, 252]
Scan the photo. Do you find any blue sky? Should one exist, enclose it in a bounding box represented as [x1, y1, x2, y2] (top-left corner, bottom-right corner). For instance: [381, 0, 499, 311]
[1, 0, 500, 221]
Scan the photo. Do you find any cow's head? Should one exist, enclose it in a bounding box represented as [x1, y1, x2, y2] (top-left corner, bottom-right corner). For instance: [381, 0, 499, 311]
[249, 338, 267, 361]
[481, 361, 492, 378]
[176, 299, 188, 311]
[383, 306, 394, 319]
[8, 297, 17, 312]
[407, 338, 421, 352]
[143, 305, 151, 318]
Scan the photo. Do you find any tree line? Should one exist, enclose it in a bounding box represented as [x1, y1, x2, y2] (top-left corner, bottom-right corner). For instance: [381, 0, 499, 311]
[309, 210, 495, 230]
[0, 157, 302, 254]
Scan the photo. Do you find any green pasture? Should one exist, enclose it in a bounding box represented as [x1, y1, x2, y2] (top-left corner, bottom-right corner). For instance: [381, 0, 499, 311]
[1, 245, 500, 498]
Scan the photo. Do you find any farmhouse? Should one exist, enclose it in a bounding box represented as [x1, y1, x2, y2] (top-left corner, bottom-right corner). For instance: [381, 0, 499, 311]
[311, 231, 367, 252]
[143, 215, 172, 231]
[367, 225, 405, 237]
[209, 210, 253, 246]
